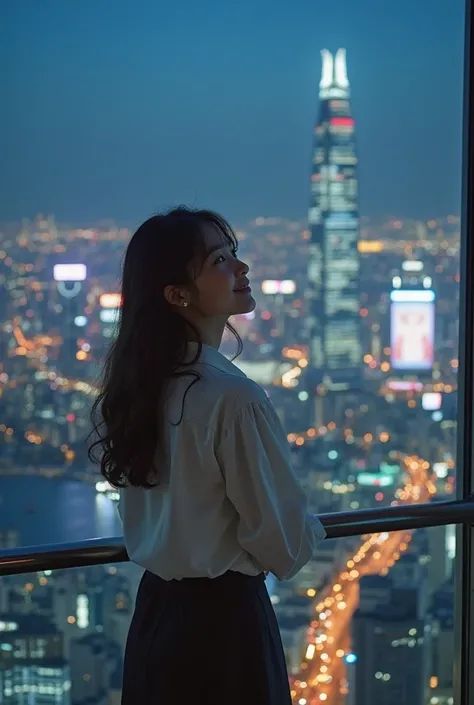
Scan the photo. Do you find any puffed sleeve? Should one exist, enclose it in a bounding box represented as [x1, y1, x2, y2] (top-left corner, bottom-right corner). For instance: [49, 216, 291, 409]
[215, 398, 326, 580]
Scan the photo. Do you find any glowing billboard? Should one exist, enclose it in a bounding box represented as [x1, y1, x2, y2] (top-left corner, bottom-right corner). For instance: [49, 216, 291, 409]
[387, 380, 423, 391]
[422, 392, 442, 411]
[261, 280, 296, 295]
[402, 260, 423, 272]
[53, 264, 87, 282]
[357, 472, 393, 487]
[100, 309, 120, 324]
[390, 290, 435, 371]
[100, 293, 122, 309]
[433, 462, 448, 478]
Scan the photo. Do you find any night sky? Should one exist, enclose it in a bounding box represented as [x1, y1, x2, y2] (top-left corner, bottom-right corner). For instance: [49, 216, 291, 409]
[0, 0, 466, 227]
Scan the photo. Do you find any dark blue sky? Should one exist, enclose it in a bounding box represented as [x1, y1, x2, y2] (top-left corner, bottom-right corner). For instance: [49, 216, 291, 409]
[0, 0, 466, 226]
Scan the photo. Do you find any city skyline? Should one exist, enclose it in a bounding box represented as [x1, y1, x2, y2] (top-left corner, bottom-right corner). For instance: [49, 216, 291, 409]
[1, 0, 465, 227]
[0, 2, 466, 703]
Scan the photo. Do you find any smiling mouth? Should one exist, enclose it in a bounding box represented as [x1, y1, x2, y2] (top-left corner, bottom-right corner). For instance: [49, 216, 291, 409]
[234, 283, 251, 292]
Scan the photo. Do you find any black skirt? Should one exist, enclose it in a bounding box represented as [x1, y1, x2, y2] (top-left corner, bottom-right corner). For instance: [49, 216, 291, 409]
[121, 569, 292, 705]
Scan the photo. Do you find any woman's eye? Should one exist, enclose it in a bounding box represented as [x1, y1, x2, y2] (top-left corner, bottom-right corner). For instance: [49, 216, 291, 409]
[214, 249, 237, 264]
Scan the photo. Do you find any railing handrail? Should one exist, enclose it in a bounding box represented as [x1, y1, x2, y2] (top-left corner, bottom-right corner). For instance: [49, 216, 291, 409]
[0, 497, 472, 576]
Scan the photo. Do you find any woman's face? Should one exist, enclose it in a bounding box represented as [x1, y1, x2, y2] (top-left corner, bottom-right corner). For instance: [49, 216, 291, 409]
[191, 225, 256, 318]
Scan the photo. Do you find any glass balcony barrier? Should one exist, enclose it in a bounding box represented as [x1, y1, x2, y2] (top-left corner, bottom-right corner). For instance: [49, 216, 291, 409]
[0, 499, 472, 705]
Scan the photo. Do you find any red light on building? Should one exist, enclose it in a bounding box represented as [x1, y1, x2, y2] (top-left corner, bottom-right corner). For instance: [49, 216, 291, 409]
[330, 117, 354, 127]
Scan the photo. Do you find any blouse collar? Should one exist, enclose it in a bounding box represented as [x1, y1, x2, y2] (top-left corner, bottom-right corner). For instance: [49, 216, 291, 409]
[185, 342, 247, 378]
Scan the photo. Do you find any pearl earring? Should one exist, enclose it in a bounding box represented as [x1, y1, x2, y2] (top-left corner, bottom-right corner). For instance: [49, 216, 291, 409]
[182, 301, 189, 308]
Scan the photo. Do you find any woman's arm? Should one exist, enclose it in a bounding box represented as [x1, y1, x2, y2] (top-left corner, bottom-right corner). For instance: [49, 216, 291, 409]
[216, 398, 326, 580]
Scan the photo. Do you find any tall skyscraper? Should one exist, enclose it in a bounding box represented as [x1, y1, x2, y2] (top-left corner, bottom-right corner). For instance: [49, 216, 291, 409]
[306, 48, 361, 384]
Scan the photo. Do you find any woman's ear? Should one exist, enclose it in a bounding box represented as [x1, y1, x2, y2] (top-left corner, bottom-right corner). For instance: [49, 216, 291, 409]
[164, 285, 189, 308]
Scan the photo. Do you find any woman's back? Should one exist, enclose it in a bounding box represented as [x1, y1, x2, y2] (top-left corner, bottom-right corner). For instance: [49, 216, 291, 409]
[119, 343, 263, 579]
[119, 343, 324, 581]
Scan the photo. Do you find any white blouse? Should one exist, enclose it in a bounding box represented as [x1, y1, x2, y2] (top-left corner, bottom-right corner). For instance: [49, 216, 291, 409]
[118, 343, 326, 581]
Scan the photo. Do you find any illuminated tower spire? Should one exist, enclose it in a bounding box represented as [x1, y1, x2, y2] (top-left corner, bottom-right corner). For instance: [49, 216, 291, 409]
[319, 48, 350, 98]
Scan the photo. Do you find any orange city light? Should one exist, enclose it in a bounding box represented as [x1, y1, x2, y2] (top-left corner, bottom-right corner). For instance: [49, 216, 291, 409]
[100, 293, 122, 309]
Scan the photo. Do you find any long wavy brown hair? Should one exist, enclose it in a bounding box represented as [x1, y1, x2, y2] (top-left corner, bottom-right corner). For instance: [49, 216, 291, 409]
[88, 206, 242, 488]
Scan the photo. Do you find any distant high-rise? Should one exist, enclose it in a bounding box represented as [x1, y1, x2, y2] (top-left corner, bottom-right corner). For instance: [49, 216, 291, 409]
[351, 570, 430, 705]
[306, 48, 361, 384]
[0, 613, 70, 704]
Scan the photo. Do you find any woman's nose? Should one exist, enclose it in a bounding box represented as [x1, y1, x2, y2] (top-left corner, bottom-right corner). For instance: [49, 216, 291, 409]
[236, 259, 249, 275]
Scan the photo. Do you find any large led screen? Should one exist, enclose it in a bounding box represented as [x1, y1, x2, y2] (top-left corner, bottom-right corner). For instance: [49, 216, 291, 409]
[390, 295, 434, 371]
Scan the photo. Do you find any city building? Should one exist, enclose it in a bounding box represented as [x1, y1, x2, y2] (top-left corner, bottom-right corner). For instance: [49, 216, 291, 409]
[351, 574, 430, 705]
[0, 613, 70, 704]
[429, 579, 454, 704]
[305, 48, 361, 386]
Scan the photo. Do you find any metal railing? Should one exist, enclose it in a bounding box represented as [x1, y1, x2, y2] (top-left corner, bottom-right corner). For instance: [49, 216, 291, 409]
[0, 497, 472, 576]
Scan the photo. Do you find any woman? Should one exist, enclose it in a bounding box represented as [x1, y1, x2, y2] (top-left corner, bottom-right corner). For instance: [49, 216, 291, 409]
[89, 206, 326, 705]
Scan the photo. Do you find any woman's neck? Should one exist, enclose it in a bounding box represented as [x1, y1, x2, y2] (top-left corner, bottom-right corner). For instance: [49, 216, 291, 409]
[186, 318, 227, 350]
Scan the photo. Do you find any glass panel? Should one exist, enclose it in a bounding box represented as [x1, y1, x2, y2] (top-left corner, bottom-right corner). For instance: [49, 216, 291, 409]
[0, 1, 465, 533]
[0, 559, 141, 704]
[0, 528, 455, 703]
[272, 527, 456, 705]
[0, 0, 466, 704]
